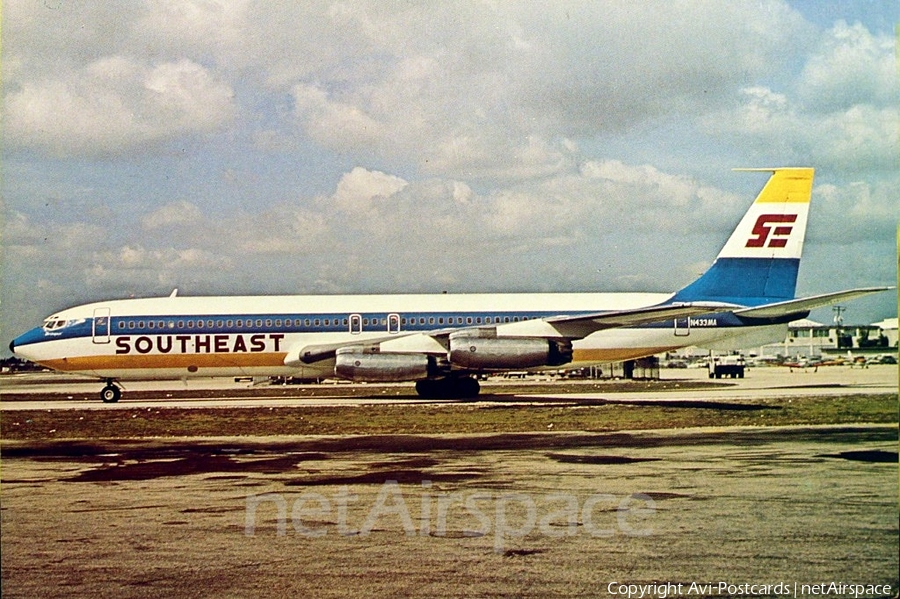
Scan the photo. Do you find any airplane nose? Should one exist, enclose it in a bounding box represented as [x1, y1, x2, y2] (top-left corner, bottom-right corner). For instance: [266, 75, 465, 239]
[8, 338, 15, 353]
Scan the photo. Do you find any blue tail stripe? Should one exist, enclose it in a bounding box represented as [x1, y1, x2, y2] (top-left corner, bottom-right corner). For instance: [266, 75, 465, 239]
[672, 257, 799, 306]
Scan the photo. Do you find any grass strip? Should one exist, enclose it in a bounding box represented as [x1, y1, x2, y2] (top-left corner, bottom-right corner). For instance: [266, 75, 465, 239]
[2, 394, 896, 440]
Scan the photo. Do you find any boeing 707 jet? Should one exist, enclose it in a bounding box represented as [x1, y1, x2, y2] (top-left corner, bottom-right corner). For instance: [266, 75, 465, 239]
[9, 168, 890, 401]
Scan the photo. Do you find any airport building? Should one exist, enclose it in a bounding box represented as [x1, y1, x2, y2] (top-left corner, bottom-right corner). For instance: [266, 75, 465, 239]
[753, 316, 897, 360]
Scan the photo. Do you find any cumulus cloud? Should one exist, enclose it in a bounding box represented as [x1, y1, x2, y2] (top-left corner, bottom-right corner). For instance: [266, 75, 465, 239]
[90, 245, 229, 273]
[700, 20, 898, 172]
[141, 201, 204, 230]
[293, 84, 386, 151]
[703, 85, 898, 171]
[459, 158, 746, 284]
[797, 21, 899, 112]
[5, 57, 234, 156]
[271, 1, 812, 178]
[812, 178, 900, 243]
[328, 167, 408, 213]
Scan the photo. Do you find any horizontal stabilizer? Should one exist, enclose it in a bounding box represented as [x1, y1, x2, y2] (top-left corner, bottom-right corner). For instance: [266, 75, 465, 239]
[735, 287, 894, 319]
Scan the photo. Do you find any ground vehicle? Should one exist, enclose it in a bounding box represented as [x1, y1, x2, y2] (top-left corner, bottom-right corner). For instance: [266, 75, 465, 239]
[709, 355, 745, 378]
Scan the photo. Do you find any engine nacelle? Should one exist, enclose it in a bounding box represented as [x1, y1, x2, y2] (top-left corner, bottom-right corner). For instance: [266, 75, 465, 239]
[334, 348, 432, 382]
[449, 332, 573, 370]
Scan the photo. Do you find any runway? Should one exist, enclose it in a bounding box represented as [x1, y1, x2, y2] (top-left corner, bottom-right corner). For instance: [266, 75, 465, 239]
[1, 365, 896, 410]
[1, 367, 898, 598]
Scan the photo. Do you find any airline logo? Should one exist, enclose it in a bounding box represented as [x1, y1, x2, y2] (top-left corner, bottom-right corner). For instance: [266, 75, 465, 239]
[746, 214, 797, 248]
[115, 333, 286, 355]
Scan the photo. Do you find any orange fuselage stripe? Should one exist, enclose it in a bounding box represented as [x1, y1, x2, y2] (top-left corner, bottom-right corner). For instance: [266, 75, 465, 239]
[42, 353, 289, 372]
[39, 347, 677, 374]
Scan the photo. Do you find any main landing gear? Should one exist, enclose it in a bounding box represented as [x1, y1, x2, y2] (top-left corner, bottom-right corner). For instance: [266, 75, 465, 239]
[100, 380, 122, 403]
[415, 376, 480, 400]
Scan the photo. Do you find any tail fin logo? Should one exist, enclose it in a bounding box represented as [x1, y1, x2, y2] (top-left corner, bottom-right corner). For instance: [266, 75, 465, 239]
[746, 214, 797, 248]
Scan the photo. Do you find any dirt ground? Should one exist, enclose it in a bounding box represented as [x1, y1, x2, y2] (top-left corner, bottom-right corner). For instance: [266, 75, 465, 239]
[2, 425, 898, 598]
[2, 369, 898, 598]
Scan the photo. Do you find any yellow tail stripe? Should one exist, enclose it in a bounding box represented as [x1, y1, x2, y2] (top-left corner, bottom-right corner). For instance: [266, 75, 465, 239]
[745, 168, 814, 203]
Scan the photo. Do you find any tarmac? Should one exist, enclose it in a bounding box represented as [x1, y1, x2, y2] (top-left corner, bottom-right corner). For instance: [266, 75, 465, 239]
[0, 364, 896, 409]
[1, 366, 898, 598]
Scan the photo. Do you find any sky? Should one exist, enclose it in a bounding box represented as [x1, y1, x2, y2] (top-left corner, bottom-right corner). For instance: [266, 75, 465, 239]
[2, 1, 898, 352]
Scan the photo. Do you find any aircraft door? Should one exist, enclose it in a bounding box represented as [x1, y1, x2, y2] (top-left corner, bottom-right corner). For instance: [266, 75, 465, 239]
[349, 314, 363, 335]
[388, 313, 401, 334]
[673, 317, 690, 337]
[93, 307, 111, 344]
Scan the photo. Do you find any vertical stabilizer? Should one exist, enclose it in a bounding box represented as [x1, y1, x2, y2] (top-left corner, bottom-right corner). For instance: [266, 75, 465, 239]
[673, 168, 814, 306]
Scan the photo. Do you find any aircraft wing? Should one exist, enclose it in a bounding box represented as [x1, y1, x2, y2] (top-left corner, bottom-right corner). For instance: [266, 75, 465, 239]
[285, 301, 736, 366]
[734, 287, 894, 319]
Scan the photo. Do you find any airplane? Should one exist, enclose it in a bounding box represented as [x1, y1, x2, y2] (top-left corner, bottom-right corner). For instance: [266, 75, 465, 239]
[8, 167, 891, 402]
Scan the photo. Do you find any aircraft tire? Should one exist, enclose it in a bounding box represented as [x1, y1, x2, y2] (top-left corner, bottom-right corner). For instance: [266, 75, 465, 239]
[101, 385, 121, 403]
[455, 376, 480, 399]
[415, 380, 438, 399]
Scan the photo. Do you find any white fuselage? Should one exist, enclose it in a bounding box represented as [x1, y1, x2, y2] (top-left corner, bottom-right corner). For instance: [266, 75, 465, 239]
[13, 292, 784, 381]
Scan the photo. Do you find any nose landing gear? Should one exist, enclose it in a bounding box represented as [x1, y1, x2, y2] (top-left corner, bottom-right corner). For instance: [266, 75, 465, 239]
[100, 380, 121, 403]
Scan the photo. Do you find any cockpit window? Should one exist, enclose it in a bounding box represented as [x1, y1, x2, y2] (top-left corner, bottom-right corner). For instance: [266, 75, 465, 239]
[42, 317, 84, 331]
[43, 317, 65, 330]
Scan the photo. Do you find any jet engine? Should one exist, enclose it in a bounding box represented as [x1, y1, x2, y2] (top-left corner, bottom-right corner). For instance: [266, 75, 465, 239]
[448, 331, 573, 370]
[334, 347, 433, 382]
